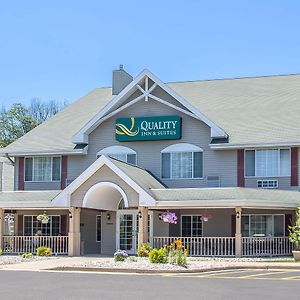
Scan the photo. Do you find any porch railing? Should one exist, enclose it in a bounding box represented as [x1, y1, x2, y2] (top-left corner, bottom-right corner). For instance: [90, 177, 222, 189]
[2, 236, 69, 255]
[242, 237, 293, 257]
[152, 237, 236, 257]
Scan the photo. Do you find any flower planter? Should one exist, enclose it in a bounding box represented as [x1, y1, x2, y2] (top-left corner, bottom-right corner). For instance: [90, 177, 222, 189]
[41, 219, 49, 224]
[292, 250, 300, 261]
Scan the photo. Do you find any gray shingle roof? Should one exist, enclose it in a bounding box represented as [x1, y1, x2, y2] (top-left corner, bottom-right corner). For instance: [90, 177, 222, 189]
[0, 190, 62, 208]
[2, 73, 300, 154]
[151, 187, 300, 208]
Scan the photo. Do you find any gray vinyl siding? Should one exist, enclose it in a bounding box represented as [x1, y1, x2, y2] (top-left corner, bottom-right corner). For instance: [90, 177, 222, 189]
[24, 181, 61, 191]
[68, 99, 237, 188]
[2, 162, 14, 191]
[101, 211, 116, 255]
[245, 177, 291, 190]
[80, 209, 102, 254]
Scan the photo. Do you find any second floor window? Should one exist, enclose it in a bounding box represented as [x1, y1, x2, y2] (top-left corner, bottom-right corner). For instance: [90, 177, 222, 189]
[161, 143, 203, 179]
[245, 149, 290, 177]
[25, 157, 61, 182]
[97, 146, 137, 165]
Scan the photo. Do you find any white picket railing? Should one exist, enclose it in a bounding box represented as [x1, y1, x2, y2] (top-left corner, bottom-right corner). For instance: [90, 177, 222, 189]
[152, 237, 236, 256]
[242, 237, 293, 257]
[3, 236, 69, 255]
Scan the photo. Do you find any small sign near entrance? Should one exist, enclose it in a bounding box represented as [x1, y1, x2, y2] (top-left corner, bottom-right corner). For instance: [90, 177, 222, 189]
[115, 115, 181, 142]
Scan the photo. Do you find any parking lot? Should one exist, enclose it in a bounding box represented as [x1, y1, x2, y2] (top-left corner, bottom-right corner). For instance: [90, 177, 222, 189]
[167, 268, 300, 280]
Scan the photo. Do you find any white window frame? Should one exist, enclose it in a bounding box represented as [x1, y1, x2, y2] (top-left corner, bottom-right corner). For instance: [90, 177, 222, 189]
[96, 214, 102, 242]
[96, 146, 137, 164]
[241, 214, 285, 237]
[161, 143, 204, 180]
[180, 214, 203, 237]
[244, 148, 291, 178]
[24, 156, 61, 182]
[23, 215, 61, 236]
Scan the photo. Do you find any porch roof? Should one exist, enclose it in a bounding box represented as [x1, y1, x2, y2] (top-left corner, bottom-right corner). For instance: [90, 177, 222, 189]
[0, 190, 62, 208]
[151, 187, 300, 209]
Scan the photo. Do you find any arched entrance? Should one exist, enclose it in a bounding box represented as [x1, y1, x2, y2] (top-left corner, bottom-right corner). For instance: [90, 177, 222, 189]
[83, 182, 128, 211]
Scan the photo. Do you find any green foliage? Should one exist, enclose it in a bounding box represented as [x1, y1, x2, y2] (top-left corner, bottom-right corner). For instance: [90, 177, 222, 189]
[149, 247, 168, 264]
[289, 207, 300, 250]
[36, 246, 52, 256]
[0, 248, 3, 255]
[0, 103, 38, 147]
[137, 242, 152, 257]
[167, 239, 187, 266]
[22, 252, 34, 259]
[128, 256, 138, 262]
[114, 250, 128, 262]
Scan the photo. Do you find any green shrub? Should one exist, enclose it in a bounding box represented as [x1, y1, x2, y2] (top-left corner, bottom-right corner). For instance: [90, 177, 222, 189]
[149, 247, 167, 264]
[128, 256, 138, 262]
[0, 248, 3, 256]
[289, 207, 300, 250]
[137, 242, 152, 257]
[36, 246, 52, 256]
[22, 252, 34, 259]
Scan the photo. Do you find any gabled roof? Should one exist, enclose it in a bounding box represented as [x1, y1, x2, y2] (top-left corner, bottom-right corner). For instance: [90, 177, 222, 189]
[71, 69, 227, 144]
[2, 72, 300, 155]
[52, 155, 162, 207]
[151, 187, 300, 209]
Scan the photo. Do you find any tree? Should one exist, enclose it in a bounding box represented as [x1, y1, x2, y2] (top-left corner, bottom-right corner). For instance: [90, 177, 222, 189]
[0, 103, 38, 147]
[0, 99, 68, 147]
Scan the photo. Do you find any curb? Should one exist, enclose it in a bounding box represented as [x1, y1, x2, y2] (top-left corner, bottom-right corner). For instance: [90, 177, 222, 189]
[48, 264, 300, 274]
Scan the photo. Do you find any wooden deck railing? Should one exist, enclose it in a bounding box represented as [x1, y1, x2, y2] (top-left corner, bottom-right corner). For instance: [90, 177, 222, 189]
[242, 237, 293, 257]
[3, 236, 69, 255]
[152, 237, 236, 256]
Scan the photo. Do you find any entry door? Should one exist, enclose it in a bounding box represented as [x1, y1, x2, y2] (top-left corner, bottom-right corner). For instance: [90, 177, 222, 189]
[116, 211, 153, 255]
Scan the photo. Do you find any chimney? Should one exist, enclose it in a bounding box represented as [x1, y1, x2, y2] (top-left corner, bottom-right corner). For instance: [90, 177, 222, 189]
[112, 65, 133, 95]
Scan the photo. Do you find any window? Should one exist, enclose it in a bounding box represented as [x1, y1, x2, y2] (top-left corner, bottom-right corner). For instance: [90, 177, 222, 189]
[245, 149, 290, 177]
[181, 215, 203, 237]
[97, 146, 137, 165]
[25, 157, 61, 182]
[161, 143, 203, 179]
[241, 215, 284, 237]
[24, 215, 61, 236]
[257, 180, 278, 189]
[96, 215, 101, 242]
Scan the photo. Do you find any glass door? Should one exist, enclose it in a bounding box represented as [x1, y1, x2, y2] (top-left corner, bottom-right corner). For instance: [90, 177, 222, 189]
[117, 211, 153, 254]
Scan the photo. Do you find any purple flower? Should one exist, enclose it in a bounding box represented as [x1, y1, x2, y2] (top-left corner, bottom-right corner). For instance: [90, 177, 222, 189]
[159, 212, 178, 224]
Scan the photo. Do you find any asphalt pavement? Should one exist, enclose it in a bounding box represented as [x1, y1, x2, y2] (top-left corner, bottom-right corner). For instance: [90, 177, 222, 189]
[0, 269, 299, 300]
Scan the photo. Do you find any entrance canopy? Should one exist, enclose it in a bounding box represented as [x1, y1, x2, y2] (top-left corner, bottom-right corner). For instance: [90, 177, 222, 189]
[82, 182, 128, 211]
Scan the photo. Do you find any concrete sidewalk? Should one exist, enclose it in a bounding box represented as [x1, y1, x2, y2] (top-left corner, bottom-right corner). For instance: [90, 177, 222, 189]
[1, 256, 300, 273]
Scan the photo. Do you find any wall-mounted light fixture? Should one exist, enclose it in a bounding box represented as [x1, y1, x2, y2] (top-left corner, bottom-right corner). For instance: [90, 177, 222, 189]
[236, 211, 241, 220]
[68, 211, 72, 219]
[138, 211, 142, 219]
[106, 213, 111, 221]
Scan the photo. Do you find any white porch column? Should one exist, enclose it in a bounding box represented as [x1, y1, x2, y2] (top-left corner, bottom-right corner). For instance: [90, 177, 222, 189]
[0, 208, 3, 250]
[235, 207, 242, 258]
[138, 206, 148, 249]
[68, 207, 81, 256]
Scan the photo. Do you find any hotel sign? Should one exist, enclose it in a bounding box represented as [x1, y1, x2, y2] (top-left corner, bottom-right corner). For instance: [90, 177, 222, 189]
[115, 116, 181, 141]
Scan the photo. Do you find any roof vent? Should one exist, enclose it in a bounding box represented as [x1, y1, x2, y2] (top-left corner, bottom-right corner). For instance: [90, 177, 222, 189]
[112, 65, 133, 95]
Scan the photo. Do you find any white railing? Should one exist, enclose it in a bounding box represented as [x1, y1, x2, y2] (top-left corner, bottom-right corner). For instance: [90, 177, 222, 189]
[3, 236, 69, 255]
[152, 237, 236, 256]
[242, 237, 293, 257]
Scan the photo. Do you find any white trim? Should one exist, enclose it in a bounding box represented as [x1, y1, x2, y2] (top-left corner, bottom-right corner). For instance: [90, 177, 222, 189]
[211, 142, 300, 150]
[72, 69, 227, 144]
[52, 155, 156, 207]
[161, 143, 203, 153]
[82, 181, 129, 209]
[2, 149, 88, 157]
[97, 146, 136, 156]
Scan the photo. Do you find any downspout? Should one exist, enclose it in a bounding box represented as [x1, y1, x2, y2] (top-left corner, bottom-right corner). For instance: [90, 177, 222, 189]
[5, 153, 15, 166]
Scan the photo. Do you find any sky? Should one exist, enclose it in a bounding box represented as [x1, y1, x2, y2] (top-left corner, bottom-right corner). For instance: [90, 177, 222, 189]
[0, 0, 300, 107]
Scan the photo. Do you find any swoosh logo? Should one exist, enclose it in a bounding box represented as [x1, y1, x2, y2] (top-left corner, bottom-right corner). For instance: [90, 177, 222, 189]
[116, 117, 139, 136]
